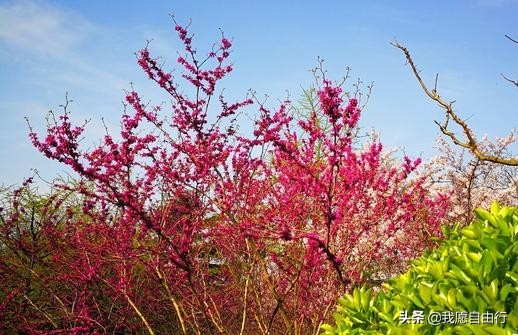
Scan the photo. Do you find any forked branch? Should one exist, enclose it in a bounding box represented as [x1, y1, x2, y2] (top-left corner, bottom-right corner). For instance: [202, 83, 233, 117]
[391, 40, 518, 166]
[502, 35, 518, 88]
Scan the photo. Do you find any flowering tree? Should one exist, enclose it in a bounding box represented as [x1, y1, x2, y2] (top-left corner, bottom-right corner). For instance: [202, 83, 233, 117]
[422, 135, 518, 226]
[392, 38, 518, 227]
[1, 18, 449, 334]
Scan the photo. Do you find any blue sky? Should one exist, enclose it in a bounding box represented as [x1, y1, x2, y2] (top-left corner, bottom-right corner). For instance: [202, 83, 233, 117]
[1, 0, 517, 186]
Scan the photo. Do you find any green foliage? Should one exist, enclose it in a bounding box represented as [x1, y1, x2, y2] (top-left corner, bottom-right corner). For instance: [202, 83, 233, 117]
[321, 202, 518, 334]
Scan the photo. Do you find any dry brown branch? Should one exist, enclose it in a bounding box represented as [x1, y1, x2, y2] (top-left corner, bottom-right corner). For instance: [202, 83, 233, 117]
[501, 35, 518, 88]
[501, 73, 518, 88]
[505, 34, 518, 44]
[391, 40, 518, 166]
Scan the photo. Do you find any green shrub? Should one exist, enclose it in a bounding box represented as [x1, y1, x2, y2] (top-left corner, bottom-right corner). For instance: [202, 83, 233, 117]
[321, 202, 518, 334]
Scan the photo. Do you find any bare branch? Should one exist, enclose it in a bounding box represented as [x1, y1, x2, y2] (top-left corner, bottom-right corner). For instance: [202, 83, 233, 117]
[501, 73, 518, 88]
[391, 40, 518, 166]
[501, 35, 518, 87]
[502, 35, 518, 89]
[505, 34, 518, 44]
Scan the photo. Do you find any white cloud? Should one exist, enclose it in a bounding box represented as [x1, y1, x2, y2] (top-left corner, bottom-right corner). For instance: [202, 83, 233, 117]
[0, 1, 132, 118]
[0, 0, 95, 57]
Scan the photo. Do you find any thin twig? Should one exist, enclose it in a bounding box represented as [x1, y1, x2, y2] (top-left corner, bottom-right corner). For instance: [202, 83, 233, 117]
[391, 40, 518, 166]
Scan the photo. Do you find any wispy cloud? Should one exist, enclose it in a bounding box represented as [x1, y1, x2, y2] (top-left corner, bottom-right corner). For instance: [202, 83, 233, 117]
[0, 0, 96, 58]
[0, 1, 132, 117]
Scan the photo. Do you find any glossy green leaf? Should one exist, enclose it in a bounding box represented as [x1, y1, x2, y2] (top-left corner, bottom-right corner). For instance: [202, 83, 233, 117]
[323, 204, 518, 335]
